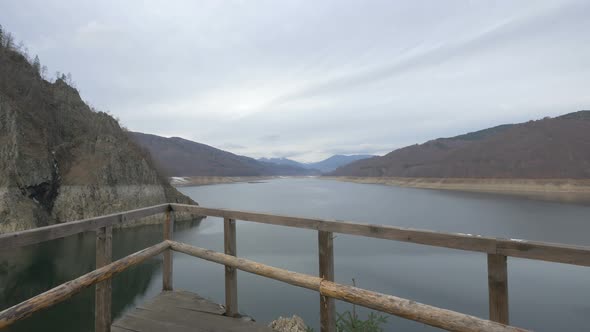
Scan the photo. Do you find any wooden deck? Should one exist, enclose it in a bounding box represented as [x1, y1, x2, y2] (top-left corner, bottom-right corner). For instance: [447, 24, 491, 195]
[112, 290, 274, 332]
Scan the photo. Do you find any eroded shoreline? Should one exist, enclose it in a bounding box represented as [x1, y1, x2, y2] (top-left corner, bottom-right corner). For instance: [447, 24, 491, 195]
[322, 176, 590, 205]
[171, 176, 279, 187]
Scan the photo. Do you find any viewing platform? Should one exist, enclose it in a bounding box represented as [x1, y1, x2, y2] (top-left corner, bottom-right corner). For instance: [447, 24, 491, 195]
[112, 290, 272, 332]
[1, 203, 589, 331]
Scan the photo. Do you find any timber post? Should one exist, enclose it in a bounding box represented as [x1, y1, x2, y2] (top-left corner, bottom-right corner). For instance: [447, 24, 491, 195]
[488, 253, 509, 324]
[95, 224, 113, 332]
[319, 230, 336, 332]
[163, 206, 175, 291]
[224, 217, 238, 317]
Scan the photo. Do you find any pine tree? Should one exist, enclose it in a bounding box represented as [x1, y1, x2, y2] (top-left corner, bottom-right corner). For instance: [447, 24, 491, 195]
[0, 24, 4, 47]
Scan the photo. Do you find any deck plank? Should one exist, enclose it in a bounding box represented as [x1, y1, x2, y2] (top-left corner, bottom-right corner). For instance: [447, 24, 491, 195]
[112, 291, 274, 332]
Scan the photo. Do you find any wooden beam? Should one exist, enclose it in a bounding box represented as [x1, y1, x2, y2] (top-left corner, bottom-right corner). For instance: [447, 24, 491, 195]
[173, 205, 497, 252]
[0, 241, 170, 329]
[168, 241, 529, 332]
[169, 241, 322, 291]
[163, 208, 175, 291]
[496, 238, 590, 266]
[318, 231, 335, 332]
[172, 204, 590, 267]
[0, 204, 169, 250]
[320, 281, 525, 332]
[488, 254, 509, 324]
[224, 218, 238, 317]
[95, 225, 113, 332]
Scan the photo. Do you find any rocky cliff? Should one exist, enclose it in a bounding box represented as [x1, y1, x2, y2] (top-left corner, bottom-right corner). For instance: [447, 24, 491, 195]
[0, 43, 196, 233]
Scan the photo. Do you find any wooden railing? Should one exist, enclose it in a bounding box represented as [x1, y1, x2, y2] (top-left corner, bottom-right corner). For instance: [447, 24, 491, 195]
[1, 203, 589, 332]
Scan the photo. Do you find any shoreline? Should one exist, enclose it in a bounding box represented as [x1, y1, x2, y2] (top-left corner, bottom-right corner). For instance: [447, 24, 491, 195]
[322, 176, 590, 205]
[171, 176, 279, 187]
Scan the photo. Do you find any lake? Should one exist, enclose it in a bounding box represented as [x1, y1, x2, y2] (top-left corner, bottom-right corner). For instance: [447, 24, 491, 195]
[1, 178, 589, 331]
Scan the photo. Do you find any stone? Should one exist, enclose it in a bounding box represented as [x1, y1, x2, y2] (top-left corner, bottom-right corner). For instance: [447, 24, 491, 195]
[268, 315, 309, 332]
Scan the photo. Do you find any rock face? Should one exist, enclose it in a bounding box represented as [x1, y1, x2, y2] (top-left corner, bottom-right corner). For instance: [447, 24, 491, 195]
[268, 315, 308, 332]
[331, 111, 590, 179]
[0, 45, 196, 233]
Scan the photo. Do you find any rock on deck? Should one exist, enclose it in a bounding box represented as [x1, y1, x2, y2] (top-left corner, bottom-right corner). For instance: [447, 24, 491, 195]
[112, 290, 274, 332]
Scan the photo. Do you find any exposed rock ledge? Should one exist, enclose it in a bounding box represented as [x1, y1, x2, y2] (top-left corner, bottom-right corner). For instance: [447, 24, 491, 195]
[269, 315, 309, 332]
[171, 176, 277, 187]
[322, 176, 590, 204]
[0, 185, 198, 233]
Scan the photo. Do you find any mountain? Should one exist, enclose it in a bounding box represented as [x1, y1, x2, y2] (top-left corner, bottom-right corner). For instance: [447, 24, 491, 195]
[0, 40, 195, 233]
[330, 111, 590, 178]
[130, 132, 318, 176]
[258, 157, 305, 169]
[259, 155, 376, 173]
[307, 155, 376, 173]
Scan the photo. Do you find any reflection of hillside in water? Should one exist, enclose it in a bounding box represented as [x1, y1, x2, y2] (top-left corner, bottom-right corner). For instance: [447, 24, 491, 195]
[0, 218, 202, 332]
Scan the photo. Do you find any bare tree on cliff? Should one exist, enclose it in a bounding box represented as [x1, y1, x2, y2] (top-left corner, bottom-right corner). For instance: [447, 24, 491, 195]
[32, 55, 41, 75]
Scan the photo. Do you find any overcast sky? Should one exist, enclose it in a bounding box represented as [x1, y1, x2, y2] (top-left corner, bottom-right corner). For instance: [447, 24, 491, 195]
[2, 0, 589, 162]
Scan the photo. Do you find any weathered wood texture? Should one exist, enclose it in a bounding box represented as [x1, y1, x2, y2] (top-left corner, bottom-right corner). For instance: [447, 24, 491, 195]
[319, 281, 527, 332]
[0, 241, 170, 329]
[163, 208, 175, 291]
[172, 204, 590, 266]
[224, 218, 238, 317]
[169, 241, 529, 332]
[0, 204, 169, 250]
[318, 231, 335, 332]
[488, 254, 509, 324]
[170, 241, 322, 291]
[95, 226, 113, 332]
[112, 290, 274, 332]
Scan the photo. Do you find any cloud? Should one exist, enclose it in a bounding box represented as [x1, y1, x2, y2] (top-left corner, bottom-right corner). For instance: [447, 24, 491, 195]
[259, 135, 280, 142]
[2, 0, 589, 162]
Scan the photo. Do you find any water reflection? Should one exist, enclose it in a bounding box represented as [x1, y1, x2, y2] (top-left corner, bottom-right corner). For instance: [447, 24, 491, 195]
[2, 178, 590, 332]
[0, 218, 202, 332]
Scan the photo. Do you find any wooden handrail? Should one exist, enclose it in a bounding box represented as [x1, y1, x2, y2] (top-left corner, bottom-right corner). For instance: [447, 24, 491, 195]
[224, 218, 238, 317]
[0, 241, 170, 329]
[172, 204, 590, 267]
[163, 208, 175, 291]
[169, 241, 529, 332]
[95, 225, 113, 332]
[1, 203, 588, 331]
[0, 204, 169, 250]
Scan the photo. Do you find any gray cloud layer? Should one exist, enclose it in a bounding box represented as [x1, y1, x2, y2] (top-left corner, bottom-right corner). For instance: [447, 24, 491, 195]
[2, 0, 589, 161]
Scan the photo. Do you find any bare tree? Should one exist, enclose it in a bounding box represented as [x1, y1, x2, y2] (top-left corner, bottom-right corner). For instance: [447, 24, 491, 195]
[4, 32, 14, 49]
[0, 24, 4, 47]
[41, 65, 48, 80]
[33, 55, 41, 74]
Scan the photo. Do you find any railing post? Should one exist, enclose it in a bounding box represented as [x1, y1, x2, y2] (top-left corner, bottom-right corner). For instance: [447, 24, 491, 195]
[319, 230, 336, 332]
[488, 253, 509, 324]
[163, 206, 175, 291]
[224, 217, 238, 317]
[95, 225, 112, 332]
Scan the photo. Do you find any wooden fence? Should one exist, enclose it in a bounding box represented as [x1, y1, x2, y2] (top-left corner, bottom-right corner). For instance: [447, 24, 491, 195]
[1, 203, 589, 332]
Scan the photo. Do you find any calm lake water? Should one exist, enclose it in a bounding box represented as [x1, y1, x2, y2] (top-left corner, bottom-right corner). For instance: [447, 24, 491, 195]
[1, 178, 589, 331]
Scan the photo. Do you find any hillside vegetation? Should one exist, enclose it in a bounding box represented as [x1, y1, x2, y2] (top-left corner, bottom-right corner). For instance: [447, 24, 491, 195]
[0, 28, 195, 232]
[331, 112, 590, 179]
[130, 132, 318, 177]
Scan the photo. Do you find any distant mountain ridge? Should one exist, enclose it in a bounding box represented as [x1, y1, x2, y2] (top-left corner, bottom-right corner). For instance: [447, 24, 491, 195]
[130, 132, 318, 177]
[330, 111, 590, 179]
[259, 154, 376, 173]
